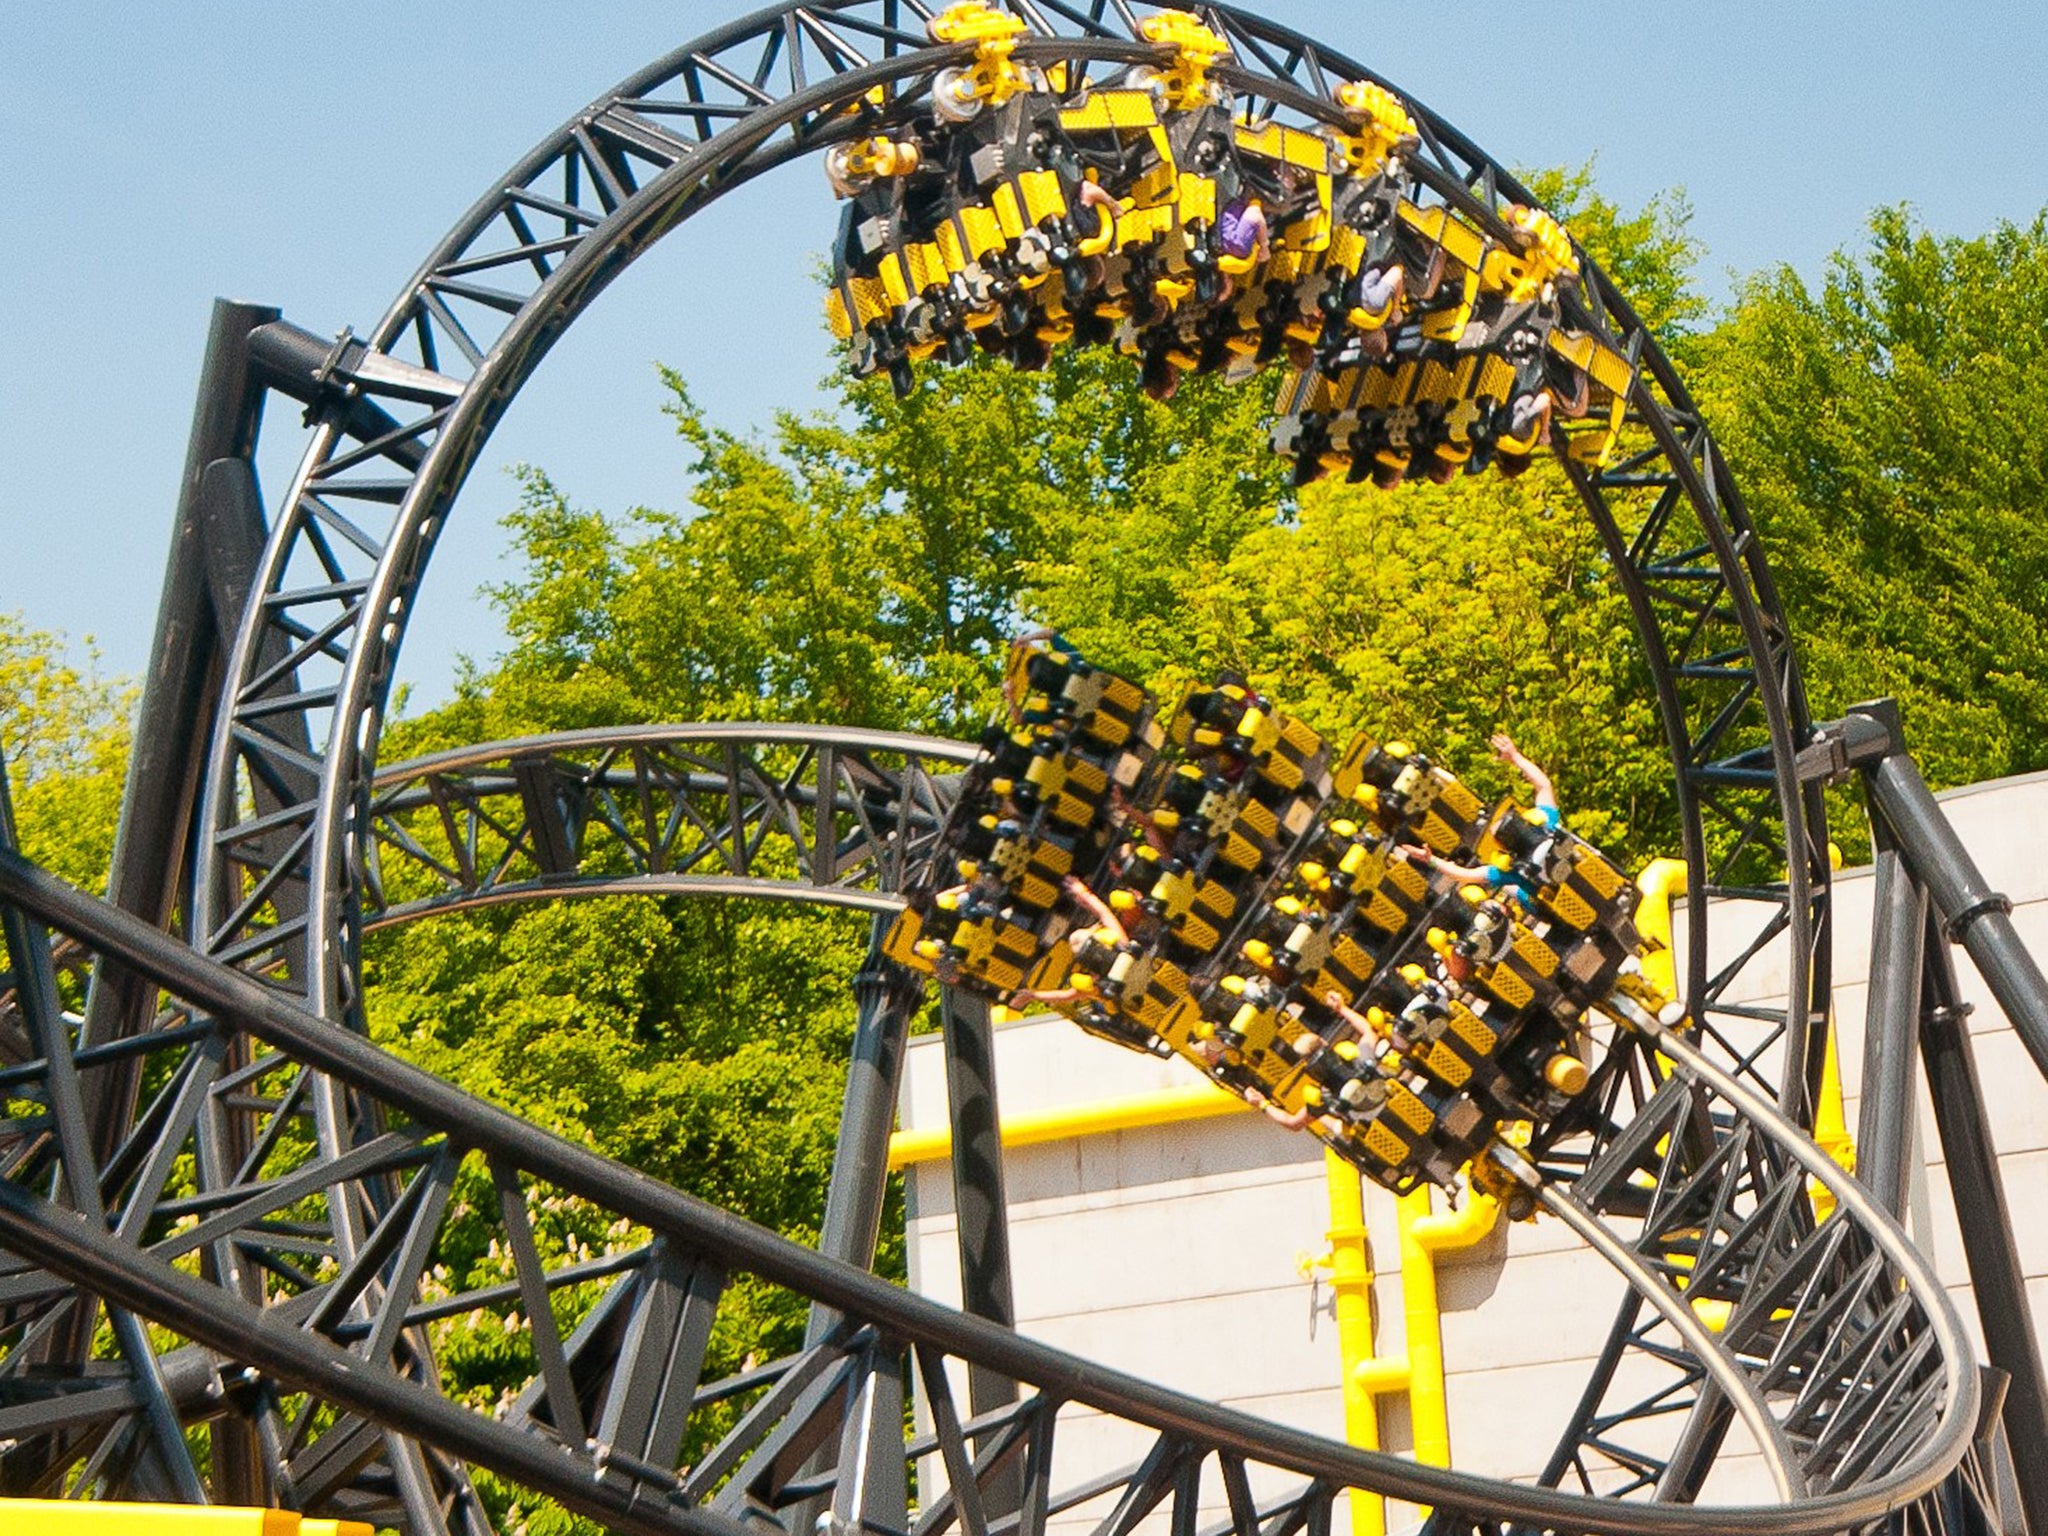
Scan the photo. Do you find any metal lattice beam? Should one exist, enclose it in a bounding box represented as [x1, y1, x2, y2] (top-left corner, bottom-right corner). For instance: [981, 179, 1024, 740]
[186, 4, 1827, 1082]
[30, 2, 1966, 1529]
[360, 724, 977, 928]
[0, 842, 1982, 1535]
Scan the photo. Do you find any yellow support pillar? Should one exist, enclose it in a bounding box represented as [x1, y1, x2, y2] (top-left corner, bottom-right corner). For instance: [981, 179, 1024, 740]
[0, 1503, 368, 1535]
[1319, 1151, 1387, 1536]
[1809, 1025, 1856, 1220]
[1333, 1177, 1499, 1530]
[1398, 1187, 1500, 1470]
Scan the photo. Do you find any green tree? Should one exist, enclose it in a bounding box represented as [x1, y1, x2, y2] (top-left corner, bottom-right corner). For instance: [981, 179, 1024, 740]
[1696, 206, 2048, 788]
[1180, 469, 1670, 858]
[379, 169, 1714, 1229]
[360, 167, 1710, 1531]
[1016, 167, 1702, 860]
[0, 613, 130, 892]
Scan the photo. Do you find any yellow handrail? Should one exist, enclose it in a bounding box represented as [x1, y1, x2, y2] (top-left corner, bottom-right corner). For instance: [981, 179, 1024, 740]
[0, 1502, 368, 1535]
[886, 1079, 1248, 1169]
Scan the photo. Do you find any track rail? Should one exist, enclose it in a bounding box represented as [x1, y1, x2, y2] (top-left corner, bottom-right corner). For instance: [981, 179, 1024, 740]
[178, 9, 1844, 1464]
[0, 845, 1981, 1534]
[190, 1, 1825, 1086]
[360, 724, 977, 927]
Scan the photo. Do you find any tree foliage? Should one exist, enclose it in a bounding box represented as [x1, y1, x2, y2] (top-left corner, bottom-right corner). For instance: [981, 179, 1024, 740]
[1695, 206, 2048, 788]
[11, 169, 2048, 1532]
[0, 613, 131, 892]
[362, 175, 1708, 1350]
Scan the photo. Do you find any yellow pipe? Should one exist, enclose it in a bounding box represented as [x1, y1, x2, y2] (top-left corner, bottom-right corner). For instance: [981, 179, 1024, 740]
[0, 1503, 368, 1535]
[887, 1080, 1248, 1169]
[1809, 1026, 1856, 1221]
[1806, 842, 1856, 1216]
[1636, 856, 1854, 1219]
[1349, 1352, 1411, 1397]
[1319, 1151, 1387, 1536]
[1398, 1186, 1500, 1469]
[885, 1036, 1486, 1514]
[1337, 1179, 1498, 1534]
[1634, 857, 1687, 1002]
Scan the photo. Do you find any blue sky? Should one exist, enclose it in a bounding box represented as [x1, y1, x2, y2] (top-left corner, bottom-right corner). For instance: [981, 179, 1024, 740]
[6, 3, 2047, 711]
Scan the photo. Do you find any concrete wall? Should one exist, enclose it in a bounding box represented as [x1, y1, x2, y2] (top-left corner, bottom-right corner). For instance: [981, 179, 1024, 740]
[1682, 767, 2048, 1358]
[897, 768, 2048, 1531]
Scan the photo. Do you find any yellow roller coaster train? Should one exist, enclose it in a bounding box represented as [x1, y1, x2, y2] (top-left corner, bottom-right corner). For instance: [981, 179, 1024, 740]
[885, 634, 1683, 1213]
[829, 3, 1673, 1209]
[823, 3, 1636, 488]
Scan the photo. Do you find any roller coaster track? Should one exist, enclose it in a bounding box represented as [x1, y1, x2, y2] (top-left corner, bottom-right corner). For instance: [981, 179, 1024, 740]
[0, 1, 2026, 1531]
[0, 806, 1994, 1534]
[358, 725, 978, 927]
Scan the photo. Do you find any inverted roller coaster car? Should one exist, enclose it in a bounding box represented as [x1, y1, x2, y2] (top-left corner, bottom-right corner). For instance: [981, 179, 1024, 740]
[1240, 812, 1433, 995]
[1332, 735, 1487, 856]
[898, 632, 1684, 1207]
[886, 634, 1162, 996]
[1164, 677, 1331, 841]
[822, 5, 1633, 482]
[1269, 202, 1633, 487]
[1473, 799, 1653, 1002]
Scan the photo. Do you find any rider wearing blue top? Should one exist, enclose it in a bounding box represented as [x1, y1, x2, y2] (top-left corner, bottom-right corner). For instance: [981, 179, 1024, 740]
[1474, 856, 1539, 903]
[1401, 732, 1560, 901]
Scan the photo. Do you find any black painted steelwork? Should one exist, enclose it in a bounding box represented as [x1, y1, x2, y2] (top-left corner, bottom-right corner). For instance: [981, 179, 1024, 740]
[152, 16, 1835, 1504]
[1807, 700, 2048, 1536]
[1843, 703, 2048, 1078]
[814, 925, 927, 1287]
[0, 815, 1987, 1534]
[360, 724, 979, 925]
[185, 0, 1827, 1092]
[1919, 940, 2039, 1536]
[11, 3, 2025, 1530]
[1856, 846, 1925, 1220]
[937, 986, 1020, 1423]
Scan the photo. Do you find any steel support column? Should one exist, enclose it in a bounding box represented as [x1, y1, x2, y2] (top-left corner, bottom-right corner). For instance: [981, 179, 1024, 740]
[806, 923, 923, 1341]
[1807, 699, 2048, 1529]
[80, 305, 351, 1145]
[1849, 703, 2048, 1080]
[796, 928, 926, 1536]
[1917, 913, 2048, 1536]
[938, 984, 1023, 1518]
[940, 989, 1017, 1340]
[1856, 846, 1926, 1219]
[72, 300, 390, 1505]
[80, 300, 280, 1105]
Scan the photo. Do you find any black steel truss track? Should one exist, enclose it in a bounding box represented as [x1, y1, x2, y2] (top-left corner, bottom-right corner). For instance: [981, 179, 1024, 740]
[5, 0, 1934, 1529]
[189, 1, 1827, 1080]
[359, 724, 978, 928]
[0, 839, 1983, 1534]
